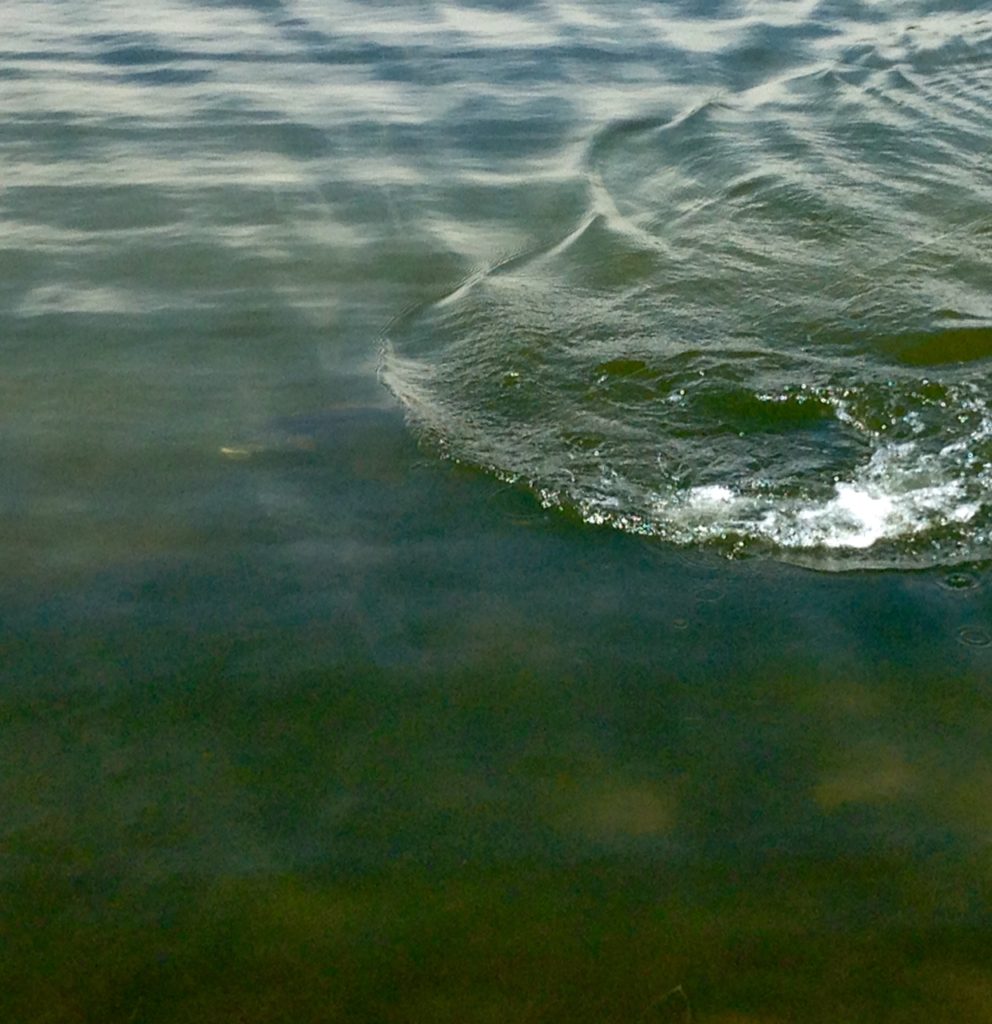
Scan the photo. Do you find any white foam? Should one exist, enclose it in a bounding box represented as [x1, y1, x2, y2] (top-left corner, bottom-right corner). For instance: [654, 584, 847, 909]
[687, 484, 735, 505]
[805, 484, 897, 549]
[607, 432, 989, 558]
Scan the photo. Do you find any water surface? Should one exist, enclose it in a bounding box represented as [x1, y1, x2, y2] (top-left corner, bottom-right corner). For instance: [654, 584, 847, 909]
[3, 1, 992, 1021]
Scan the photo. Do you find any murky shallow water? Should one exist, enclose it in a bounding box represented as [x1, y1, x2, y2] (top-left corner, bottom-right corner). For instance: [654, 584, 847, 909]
[3, 1, 992, 1021]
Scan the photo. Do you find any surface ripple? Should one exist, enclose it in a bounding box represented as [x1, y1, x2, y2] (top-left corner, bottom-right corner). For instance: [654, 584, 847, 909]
[384, 9, 992, 569]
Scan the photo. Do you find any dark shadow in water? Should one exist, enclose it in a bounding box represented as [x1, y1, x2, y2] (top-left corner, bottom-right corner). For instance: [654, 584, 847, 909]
[3, 407, 992, 1021]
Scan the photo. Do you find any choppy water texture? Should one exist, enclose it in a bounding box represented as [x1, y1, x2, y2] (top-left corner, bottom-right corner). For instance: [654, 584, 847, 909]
[384, 6, 992, 569]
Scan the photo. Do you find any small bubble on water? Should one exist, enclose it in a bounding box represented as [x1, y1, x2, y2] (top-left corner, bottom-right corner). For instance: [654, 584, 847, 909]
[672, 617, 689, 630]
[957, 625, 991, 647]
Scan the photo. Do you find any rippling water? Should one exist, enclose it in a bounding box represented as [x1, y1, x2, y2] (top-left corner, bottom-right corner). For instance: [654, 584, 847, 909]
[5, 2, 992, 1022]
[383, 4, 992, 568]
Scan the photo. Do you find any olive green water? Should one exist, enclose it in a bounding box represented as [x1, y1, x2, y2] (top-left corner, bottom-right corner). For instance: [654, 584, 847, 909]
[3, 1, 992, 1021]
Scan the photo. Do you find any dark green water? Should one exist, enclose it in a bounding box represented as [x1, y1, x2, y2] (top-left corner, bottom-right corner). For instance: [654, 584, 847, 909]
[3, 1, 992, 1021]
